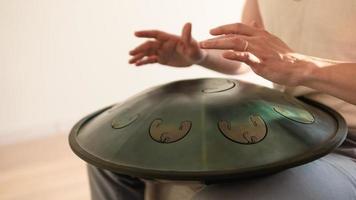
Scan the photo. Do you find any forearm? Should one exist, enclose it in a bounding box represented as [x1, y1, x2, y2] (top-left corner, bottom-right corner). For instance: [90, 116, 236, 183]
[197, 49, 249, 75]
[302, 57, 356, 104]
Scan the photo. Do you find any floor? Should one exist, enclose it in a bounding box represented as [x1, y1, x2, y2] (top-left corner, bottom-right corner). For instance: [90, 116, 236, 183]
[0, 133, 90, 200]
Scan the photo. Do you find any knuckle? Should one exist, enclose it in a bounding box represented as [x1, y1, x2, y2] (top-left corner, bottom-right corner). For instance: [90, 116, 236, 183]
[207, 41, 216, 46]
[232, 37, 242, 45]
[153, 30, 163, 36]
[259, 53, 270, 60]
[147, 40, 155, 45]
[243, 52, 250, 59]
[235, 23, 242, 30]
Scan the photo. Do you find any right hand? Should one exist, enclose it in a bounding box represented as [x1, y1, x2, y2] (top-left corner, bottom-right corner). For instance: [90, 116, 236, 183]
[129, 23, 205, 67]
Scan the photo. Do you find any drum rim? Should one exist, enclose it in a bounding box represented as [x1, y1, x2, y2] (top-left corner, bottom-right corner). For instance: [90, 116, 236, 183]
[68, 97, 348, 181]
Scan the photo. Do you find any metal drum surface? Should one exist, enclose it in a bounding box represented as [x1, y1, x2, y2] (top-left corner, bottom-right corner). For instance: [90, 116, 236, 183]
[69, 78, 347, 181]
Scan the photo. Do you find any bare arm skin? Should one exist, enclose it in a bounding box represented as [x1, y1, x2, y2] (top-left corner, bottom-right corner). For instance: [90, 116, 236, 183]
[304, 60, 356, 104]
[200, 22, 356, 105]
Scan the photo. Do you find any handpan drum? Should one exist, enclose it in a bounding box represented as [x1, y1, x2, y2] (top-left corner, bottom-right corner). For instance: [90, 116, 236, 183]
[69, 78, 347, 181]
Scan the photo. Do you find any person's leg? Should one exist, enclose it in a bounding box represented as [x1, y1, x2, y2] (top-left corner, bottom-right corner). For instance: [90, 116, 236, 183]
[87, 165, 145, 200]
[193, 153, 356, 200]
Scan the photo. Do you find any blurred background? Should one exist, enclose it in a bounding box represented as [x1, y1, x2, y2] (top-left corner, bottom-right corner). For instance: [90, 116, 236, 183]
[0, 0, 270, 199]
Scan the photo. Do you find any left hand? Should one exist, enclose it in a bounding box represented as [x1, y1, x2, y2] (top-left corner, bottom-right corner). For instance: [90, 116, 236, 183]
[200, 23, 316, 86]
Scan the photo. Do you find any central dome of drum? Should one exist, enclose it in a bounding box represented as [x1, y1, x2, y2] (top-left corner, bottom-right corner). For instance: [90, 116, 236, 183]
[69, 78, 347, 181]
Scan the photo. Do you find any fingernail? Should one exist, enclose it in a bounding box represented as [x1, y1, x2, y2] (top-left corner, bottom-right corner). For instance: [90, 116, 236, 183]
[210, 29, 217, 35]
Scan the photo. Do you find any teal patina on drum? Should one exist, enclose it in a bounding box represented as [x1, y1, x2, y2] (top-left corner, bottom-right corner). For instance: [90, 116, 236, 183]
[69, 78, 347, 181]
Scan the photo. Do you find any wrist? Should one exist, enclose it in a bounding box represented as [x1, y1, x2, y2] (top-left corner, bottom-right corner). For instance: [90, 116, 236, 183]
[195, 49, 208, 65]
[295, 55, 324, 87]
[281, 53, 316, 86]
[301, 62, 319, 86]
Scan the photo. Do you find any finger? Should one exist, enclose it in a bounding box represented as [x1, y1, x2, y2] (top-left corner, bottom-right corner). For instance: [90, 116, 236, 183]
[181, 22, 192, 45]
[135, 30, 175, 41]
[201, 34, 246, 43]
[210, 23, 259, 36]
[129, 40, 160, 55]
[135, 55, 158, 66]
[200, 37, 252, 52]
[129, 53, 145, 64]
[222, 51, 261, 66]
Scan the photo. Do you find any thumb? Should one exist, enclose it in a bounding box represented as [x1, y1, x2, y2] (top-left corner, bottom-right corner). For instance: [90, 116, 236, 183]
[181, 22, 192, 45]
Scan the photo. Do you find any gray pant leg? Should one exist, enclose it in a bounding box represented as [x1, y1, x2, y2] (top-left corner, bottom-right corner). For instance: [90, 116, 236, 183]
[193, 153, 356, 200]
[87, 165, 145, 200]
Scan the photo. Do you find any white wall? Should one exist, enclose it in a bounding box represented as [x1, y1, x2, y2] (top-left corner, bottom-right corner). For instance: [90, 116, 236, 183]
[0, 0, 270, 144]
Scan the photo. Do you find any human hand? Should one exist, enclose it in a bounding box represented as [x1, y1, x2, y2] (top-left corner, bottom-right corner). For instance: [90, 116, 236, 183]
[200, 23, 316, 86]
[129, 23, 205, 67]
